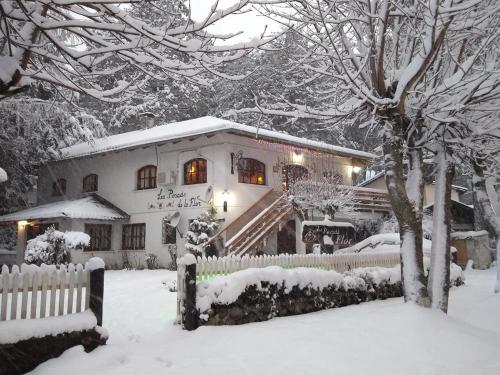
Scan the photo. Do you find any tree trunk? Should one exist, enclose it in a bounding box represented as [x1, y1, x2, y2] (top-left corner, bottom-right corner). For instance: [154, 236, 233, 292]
[472, 157, 500, 293]
[428, 148, 455, 312]
[382, 117, 429, 306]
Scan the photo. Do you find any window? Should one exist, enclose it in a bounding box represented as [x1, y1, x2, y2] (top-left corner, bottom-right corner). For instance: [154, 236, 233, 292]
[82, 174, 98, 193]
[137, 165, 157, 190]
[52, 178, 66, 196]
[122, 223, 146, 250]
[84, 224, 112, 251]
[162, 220, 176, 244]
[238, 158, 266, 185]
[184, 158, 207, 185]
[27, 223, 59, 241]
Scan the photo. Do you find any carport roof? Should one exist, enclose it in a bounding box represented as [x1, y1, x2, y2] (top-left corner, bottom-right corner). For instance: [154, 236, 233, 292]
[0, 194, 129, 222]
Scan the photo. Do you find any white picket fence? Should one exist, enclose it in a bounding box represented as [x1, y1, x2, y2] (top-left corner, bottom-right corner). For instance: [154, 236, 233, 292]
[0, 263, 90, 321]
[176, 252, 401, 321]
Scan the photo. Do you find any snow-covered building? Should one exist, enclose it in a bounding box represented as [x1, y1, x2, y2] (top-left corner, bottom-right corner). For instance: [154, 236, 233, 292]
[0, 117, 381, 268]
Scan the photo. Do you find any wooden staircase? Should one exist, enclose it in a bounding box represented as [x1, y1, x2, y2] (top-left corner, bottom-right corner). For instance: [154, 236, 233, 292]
[225, 193, 293, 256]
[351, 187, 392, 214]
[205, 189, 290, 256]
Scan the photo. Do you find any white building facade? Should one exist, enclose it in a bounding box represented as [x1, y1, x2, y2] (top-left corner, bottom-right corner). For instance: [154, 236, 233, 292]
[0, 117, 375, 268]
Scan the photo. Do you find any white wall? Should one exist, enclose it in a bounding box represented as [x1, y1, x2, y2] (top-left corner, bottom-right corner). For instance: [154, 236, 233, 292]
[36, 131, 360, 267]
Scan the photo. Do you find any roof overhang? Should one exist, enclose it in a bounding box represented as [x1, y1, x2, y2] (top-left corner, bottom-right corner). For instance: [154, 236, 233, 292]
[58, 117, 376, 162]
[0, 194, 129, 223]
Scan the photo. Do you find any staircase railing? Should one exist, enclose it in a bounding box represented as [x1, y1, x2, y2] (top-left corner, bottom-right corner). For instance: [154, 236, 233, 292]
[226, 194, 293, 256]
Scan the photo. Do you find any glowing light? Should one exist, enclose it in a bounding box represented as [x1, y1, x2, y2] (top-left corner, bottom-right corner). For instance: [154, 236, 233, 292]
[18, 220, 28, 227]
[292, 151, 303, 164]
[257, 175, 264, 184]
[352, 166, 362, 174]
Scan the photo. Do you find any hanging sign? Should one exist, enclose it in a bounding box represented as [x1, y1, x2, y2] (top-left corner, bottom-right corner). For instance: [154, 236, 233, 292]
[302, 223, 355, 248]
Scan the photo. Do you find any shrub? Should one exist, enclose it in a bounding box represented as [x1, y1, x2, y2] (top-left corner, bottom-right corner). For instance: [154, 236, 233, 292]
[25, 226, 89, 266]
[146, 253, 159, 270]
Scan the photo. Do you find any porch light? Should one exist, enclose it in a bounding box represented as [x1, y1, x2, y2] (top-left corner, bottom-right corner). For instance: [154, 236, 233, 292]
[292, 150, 303, 164]
[17, 220, 28, 227]
[352, 166, 362, 174]
[221, 189, 230, 212]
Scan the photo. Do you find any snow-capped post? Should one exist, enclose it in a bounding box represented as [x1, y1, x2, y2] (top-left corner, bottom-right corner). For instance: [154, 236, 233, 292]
[87, 257, 105, 327]
[181, 254, 198, 331]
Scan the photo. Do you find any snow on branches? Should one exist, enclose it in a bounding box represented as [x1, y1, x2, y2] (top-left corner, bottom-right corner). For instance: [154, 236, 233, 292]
[184, 209, 219, 257]
[25, 226, 90, 266]
[0, 0, 275, 101]
[288, 174, 354, 220]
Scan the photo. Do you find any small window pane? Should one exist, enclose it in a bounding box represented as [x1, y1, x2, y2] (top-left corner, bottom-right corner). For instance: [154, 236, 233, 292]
[84, 224, 112, 251]
[238, 158, 266, 185]
[122, 223, 146, 250]
[137, 166, 157, 190]
[184, 159, 207, 185]
[83, 174, 98, 192]
[52, 179, 66, 196]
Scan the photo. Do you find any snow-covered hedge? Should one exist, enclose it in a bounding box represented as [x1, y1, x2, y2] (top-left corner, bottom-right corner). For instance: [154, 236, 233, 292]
[195, 264, 465, 326]
[196, 266, 402, 325]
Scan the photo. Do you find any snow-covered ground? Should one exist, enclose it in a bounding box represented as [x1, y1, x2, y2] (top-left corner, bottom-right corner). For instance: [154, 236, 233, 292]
[30, 268, 500, 375]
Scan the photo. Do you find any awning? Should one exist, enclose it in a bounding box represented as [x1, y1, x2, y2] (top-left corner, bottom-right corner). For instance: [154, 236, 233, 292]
[0, 194, 129, 222]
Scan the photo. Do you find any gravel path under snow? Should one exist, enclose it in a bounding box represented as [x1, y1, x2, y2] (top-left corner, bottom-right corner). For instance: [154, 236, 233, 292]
[30, 268, 500, 375]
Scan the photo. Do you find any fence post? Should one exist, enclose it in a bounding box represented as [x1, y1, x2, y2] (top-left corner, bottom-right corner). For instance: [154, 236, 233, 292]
[181, 254, 198, 331]
[87, 257, 105, 327]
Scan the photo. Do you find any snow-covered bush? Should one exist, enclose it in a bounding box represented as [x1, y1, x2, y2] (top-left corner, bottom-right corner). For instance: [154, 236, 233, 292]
[185, 208, 219, 257]
[0, 167, 7, 183]
[195, 266, 403, 325]
[379, 215, 399, 234]
[0, 225, 16, 251]
[25, 227, 90, 266]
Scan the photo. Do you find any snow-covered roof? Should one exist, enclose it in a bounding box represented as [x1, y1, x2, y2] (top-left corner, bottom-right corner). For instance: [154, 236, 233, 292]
[359, 171, 469, 192]
[301, 220, 354, 228]
[60, 116, 376, 160]
[358, 171, 385, 187]
[0, 195, 129, 222]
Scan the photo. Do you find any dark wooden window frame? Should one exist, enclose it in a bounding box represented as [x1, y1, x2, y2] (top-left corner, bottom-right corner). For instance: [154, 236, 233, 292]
[238, 158, 266, 185]
[183, 158, 207, 185]
[122, 223, 146, 250]
[82, 173, 98, 193]
[52, 178, 67, 196]
[84, 224, 112, 251]
[27, 222, 59, 241]
[137, 165, 157, 190]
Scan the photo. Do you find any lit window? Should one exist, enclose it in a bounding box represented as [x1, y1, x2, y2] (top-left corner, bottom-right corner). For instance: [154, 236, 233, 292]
[184, 158, 207, 185]
[238, 158, 266, 185]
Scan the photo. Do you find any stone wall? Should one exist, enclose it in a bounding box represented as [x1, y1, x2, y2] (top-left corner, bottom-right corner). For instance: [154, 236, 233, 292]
[200, 278, 403, 326]
[0, 328, 107, 375]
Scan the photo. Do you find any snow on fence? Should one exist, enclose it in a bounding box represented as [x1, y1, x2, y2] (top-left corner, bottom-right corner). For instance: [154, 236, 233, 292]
[0, 258, 104, 325]
[176, 252, 401, 327]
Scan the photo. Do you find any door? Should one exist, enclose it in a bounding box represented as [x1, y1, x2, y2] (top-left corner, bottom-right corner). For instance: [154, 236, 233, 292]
[282, 165, 308, 190]
[277, 220, 296, 254]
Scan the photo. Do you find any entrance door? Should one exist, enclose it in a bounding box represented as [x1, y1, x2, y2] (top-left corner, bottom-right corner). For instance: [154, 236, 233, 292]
[282, 165, 308, 190]
[277, 220, 296, 254]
